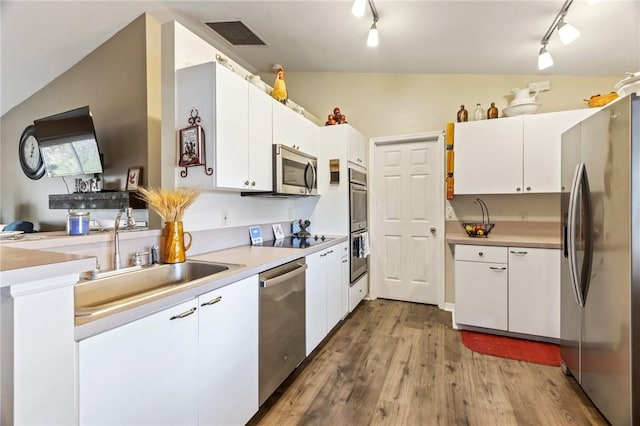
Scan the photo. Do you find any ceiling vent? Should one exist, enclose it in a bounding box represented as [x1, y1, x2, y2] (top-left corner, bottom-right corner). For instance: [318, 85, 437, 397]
[205, 21, 266, 46]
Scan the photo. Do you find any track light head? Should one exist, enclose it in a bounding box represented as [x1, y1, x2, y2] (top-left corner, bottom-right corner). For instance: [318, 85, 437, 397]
[558, 19, 580, 45]
[352, 0, 366, 17]
[538, 45, 554, 70]
[367, 22, 379, 47]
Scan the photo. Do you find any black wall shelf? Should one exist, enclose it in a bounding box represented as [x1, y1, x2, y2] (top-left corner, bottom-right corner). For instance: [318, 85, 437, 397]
[49, 191, 146, 210]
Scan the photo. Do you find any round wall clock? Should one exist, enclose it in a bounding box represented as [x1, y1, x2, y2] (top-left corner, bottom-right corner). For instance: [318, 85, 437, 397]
[19, 124, 45, 180]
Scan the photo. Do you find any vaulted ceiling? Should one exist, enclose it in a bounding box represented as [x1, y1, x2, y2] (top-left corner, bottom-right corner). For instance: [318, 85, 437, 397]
[2, 0, 639, 116]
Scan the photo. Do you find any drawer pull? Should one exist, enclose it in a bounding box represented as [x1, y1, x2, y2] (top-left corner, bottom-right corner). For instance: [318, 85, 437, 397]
[489, 266, 507, 271]
[169, 307, 197, 320]
[478, 252, 484, 257]
[201, 296, 222, 306]
[510, 250, 528, 255]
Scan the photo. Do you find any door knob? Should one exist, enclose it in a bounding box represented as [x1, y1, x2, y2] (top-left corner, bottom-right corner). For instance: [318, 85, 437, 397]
[430, 227, 437, 234]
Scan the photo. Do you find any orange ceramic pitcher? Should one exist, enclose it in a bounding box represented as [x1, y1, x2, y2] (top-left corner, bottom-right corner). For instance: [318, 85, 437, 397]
[161, 221, 192, 263]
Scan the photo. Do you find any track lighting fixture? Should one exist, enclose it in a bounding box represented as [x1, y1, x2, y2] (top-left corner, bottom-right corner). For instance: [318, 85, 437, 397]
[351, 0, 366, 18]
[352, 0, 380, 47]
[537, 0, 581, 70]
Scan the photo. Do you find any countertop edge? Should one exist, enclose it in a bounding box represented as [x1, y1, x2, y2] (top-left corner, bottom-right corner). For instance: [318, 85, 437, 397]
[446, 234, 561, 249]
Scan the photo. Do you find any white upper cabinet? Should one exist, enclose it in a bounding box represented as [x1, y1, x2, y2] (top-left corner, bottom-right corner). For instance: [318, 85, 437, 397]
[454, 116, 523, 194]
[176, 61, 272, 191]
[454, 109, 594, 195]
[347, 125, 368, 168]
[272, 100, 319, 156]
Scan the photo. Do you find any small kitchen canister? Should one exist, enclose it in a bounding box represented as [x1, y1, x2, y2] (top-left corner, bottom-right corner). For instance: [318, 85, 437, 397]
[67, 211, 90, 235]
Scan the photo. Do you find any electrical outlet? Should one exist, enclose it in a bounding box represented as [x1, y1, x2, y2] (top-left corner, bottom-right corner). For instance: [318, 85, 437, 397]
[222, 210, 229, 226]
[446, 206, 456, 220]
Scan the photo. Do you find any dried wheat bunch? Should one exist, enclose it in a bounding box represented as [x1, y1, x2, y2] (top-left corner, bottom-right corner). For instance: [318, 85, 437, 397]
[136, 187, 200, 222]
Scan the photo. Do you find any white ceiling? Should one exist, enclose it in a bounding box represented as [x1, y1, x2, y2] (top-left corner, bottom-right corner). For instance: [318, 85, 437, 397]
[2, 0, 639, 116]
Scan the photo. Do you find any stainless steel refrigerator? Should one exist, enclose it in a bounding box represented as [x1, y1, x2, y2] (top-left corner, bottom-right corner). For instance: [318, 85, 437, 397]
[560, 93, 639, 425]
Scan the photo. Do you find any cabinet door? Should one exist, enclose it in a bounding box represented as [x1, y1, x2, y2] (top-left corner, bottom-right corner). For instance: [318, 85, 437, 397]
[325, 247, 343, 331]
[248, 84, 273, 191]
[523, 109, 594, 193]
[508, 248, 561, 338]
[198, 276, 259, 425]
[454, 116, 523, 194]
[340, 242, 350, 318]
[297, 115, 319, 157]
[347, 125, 367, 168]
[306, 251, 327, 355]
[79, 300, 199, 425]
[215, 64, 250, 189]
[455, 260, 508, 330]
[272, 101, 299, 149]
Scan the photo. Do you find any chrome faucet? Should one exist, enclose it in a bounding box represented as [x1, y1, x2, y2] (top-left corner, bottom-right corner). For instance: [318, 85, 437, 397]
[113, 210, 124, 270]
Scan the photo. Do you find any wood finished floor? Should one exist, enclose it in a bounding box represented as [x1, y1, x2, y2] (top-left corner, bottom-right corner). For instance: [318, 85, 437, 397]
[250, 299, 607, 426]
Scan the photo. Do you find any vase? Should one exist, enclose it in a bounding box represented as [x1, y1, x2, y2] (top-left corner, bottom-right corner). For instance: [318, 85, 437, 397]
[161, 221, 192, 263]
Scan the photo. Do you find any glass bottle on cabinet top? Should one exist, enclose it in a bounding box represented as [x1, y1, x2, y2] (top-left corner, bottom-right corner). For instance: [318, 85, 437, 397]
[474, 103, 484, 121]
[487, 102, 499, 119]
[457, 105, 468, 122]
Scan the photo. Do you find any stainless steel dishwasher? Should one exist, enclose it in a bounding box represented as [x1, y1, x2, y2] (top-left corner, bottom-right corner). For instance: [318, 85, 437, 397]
[259, 258, 307, 405]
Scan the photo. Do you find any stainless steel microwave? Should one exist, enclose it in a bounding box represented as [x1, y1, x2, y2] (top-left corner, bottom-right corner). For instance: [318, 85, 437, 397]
[273, 144, 318, 196]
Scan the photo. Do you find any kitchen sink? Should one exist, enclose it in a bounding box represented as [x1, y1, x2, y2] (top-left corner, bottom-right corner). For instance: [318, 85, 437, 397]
[75, 260, 241, 323]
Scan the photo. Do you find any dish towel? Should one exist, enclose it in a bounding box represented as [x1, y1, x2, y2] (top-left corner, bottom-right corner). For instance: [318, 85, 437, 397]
[358, 232, 370, 258]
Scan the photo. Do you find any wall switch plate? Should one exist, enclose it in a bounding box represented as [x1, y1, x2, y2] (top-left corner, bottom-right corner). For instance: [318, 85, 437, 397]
[222, 210, 229, 226]
[529, 80, 550, 92]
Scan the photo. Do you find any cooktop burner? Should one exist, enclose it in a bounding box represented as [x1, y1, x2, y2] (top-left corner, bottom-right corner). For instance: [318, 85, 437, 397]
[260, 235, 333, 249]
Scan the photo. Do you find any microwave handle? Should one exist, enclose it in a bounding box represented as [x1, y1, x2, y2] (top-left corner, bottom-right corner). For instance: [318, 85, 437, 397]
[304, 161, 316, 193]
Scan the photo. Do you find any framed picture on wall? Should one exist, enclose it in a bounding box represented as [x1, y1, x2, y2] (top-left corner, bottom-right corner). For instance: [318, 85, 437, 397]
[179, 125, 205, 167]
[126, 167, 142, 191]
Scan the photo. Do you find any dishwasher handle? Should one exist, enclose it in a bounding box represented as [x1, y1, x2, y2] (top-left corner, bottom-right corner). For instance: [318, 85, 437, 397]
[260, 263, 308, 288]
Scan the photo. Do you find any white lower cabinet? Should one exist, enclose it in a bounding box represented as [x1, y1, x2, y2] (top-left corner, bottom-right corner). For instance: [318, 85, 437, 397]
[349, 273, 368, 312]
[340, 242, 350, 318]
[454, 244, 561, 339]
[78, 299, 199, 426]
[79, 276, 259, 426]
[454, 246, 508, 331]
[508, 247, 561, 338]
[197, 275, 259, 425]
[306, 243, 349, 356]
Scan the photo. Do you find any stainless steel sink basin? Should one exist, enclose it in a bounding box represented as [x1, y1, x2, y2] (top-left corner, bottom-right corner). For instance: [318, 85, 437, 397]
[75, 260, 241, 324]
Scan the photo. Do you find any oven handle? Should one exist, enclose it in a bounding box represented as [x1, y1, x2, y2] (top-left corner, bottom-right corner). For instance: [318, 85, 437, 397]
[260, 263, 308, 288]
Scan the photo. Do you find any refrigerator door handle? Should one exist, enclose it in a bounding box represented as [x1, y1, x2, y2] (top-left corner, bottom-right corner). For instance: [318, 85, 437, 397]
[579, 165, 594, 306]
[567, 163, 585, 307]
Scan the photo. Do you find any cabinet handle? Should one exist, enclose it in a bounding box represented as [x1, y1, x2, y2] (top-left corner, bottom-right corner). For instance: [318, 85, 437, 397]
[489, 266, 507, 271]
[526, 186, 531, 191]
[327, 250, 334, 254]
[251, 181, 256, 186]
[244, 180, 250, 186]
[201, 296, 222, 306]
[478, 252, 484, 257]
[320, 253, 327, 257]
[510, 250, 528, 255]
[169, 307, 197, 320]
[516, 187, 521, 192]
[342, 259, 348, 263]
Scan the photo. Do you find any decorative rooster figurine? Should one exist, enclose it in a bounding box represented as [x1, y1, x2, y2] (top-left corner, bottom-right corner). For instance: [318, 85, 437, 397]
[272, 66, 288, 104]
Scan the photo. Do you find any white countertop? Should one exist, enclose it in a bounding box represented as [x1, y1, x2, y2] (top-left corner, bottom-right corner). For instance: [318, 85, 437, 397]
[445, 221, 562, 249]
[0, 246, 96, 288]
[74, 236, 348, 340]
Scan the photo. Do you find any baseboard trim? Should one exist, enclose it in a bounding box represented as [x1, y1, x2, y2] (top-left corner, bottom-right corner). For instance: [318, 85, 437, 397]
[442, 303, 458, 329]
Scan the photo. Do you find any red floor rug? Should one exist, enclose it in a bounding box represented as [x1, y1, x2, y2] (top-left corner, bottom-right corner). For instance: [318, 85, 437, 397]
[460, 330, 561, 366]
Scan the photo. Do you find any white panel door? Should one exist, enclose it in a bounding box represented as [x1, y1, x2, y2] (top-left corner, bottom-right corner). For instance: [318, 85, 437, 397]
[374, 140, 441, 304]
[305, 250, 327, 355]
[325, 246, 343, 331]
[455, 260, 508, 330]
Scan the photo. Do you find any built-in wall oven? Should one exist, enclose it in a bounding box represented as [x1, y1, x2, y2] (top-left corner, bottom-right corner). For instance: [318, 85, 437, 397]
[349, 168, 368, 283]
